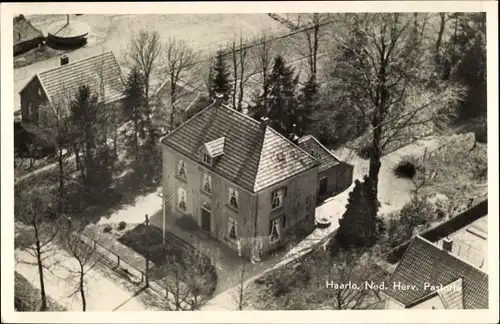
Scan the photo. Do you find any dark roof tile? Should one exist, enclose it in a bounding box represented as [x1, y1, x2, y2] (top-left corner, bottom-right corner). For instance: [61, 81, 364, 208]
[161, 104, 319, 192]
[385, 236, 488, 309]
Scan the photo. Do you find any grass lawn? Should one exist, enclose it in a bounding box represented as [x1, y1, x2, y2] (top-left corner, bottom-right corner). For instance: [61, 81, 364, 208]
[117, 223, 218, 299]
[416, 133, 488, 211]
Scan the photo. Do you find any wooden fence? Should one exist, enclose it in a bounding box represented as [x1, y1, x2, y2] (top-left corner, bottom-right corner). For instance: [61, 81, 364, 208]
[77, 230, 193, 310]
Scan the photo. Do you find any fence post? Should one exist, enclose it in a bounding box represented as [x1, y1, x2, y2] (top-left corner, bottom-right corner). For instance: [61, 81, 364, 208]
[117, 255, 120, 267]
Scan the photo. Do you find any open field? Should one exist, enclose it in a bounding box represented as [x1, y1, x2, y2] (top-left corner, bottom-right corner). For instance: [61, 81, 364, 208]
[14, 14, 287, 111]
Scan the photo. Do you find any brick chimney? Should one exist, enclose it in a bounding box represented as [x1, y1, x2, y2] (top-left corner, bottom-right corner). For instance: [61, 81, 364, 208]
[60, 54, 69, 66]
[260, 117, 269, 131]
[289, 124, 299, 144]
[442, 236, 453, 252]
[214, 92, 224, 106]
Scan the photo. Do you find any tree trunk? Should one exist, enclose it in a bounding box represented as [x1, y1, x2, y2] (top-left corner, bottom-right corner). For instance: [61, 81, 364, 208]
[232, 43, 238, 110]
[133, 118, 139, 160]
[58, 147, 65, 201]
[313, 19, 319, 77]
[34, 223, 48, 311]
[79, 268, 86, 311]
[435, 13, 446, 54]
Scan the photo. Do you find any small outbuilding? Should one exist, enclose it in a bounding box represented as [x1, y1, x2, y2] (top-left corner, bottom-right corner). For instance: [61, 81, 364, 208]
[297, 135, 354, 201]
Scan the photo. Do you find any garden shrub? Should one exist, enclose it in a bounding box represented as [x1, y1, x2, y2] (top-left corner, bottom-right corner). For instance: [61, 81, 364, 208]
[176, 214, 199, 232]
[394, 155, 422, 179]
[384, 195, 435, 249]
[118, 221, 127, 231]
[103, 225, 112, 233]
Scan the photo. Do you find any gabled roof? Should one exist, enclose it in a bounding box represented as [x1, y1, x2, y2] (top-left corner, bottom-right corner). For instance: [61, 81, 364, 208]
[203, 137, 225, 157]
[297, 135, 342, 172]
[437, 278, 464, 309]
[161, 103, 319, 192]
[385, 236, 488, 309]
[20, 51, 125, 105]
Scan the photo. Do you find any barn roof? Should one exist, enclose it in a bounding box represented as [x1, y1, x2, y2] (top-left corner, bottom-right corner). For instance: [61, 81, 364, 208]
[20, 51, 125, 105]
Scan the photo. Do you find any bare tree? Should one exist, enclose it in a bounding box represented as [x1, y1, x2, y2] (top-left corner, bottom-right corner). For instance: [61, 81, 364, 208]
[232, 263, 252, 310]
[161, 36, 198, 128]
[255, 247, 384, 310]
[62, 218, 99, 312]
[228, 34, 253, 112]
[231, 39, 238, 109]
[14, 187, 60, 311]
[39, 98, 72, 202]
[128, 30, 162, 137]
[328, 13, 463, 220]
[309, 248, 383, 310]
[162, 255, 191, 311]
[303, 13, 331, 79]
[435, 13, 451, 54]
[252, 29, 275, 113]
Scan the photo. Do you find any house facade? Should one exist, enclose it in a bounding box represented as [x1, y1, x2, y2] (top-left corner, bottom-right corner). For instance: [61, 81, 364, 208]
[160, 100, 320, 260]
[19, 51, 125, 127]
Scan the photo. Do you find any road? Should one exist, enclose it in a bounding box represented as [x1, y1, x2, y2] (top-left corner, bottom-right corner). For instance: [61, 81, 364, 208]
[15, 243, 150, 311]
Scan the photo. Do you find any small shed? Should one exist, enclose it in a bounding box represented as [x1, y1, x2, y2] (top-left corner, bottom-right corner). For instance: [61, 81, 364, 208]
[297, 135, 354, 200]
[13, 15, 44, 56]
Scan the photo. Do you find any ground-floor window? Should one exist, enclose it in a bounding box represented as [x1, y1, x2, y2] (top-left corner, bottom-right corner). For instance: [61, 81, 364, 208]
[177, 187, 187, 211]
[269, 218, 281, 244]
[227, 217, 238, 241]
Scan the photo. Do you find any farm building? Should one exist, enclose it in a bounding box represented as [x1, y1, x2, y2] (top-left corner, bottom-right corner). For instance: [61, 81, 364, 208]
[13, 15, 44, 56]
[296, 134, 354, 201]
[18, 51, 126, 126]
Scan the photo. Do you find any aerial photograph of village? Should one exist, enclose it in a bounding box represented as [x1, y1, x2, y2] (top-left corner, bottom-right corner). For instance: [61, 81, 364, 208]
[11, 11, 489, 312]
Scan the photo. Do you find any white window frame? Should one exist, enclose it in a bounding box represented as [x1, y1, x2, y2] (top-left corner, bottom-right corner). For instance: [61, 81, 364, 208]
[177, 187, 187, 211]
[269, 217, 281, 244]
[271, 188, 286, 210]
[202, 173, 212, 194]
[227, 217, 238, 242]
[177, 160, 187, 180]
[202, 152, 212, 166]
[228, 187, 239, 209]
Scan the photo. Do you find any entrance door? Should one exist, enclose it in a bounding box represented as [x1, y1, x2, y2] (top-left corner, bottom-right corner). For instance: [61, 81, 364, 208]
[201, 207, 211, 232]
[319, 177, 328, 196]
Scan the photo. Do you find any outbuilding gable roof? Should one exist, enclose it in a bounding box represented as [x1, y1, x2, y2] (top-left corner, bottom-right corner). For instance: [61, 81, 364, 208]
[20, 51, 125, 105]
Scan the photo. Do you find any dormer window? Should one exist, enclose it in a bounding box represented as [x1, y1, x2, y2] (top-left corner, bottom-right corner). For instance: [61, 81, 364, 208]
[199, 137, 225, 166]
